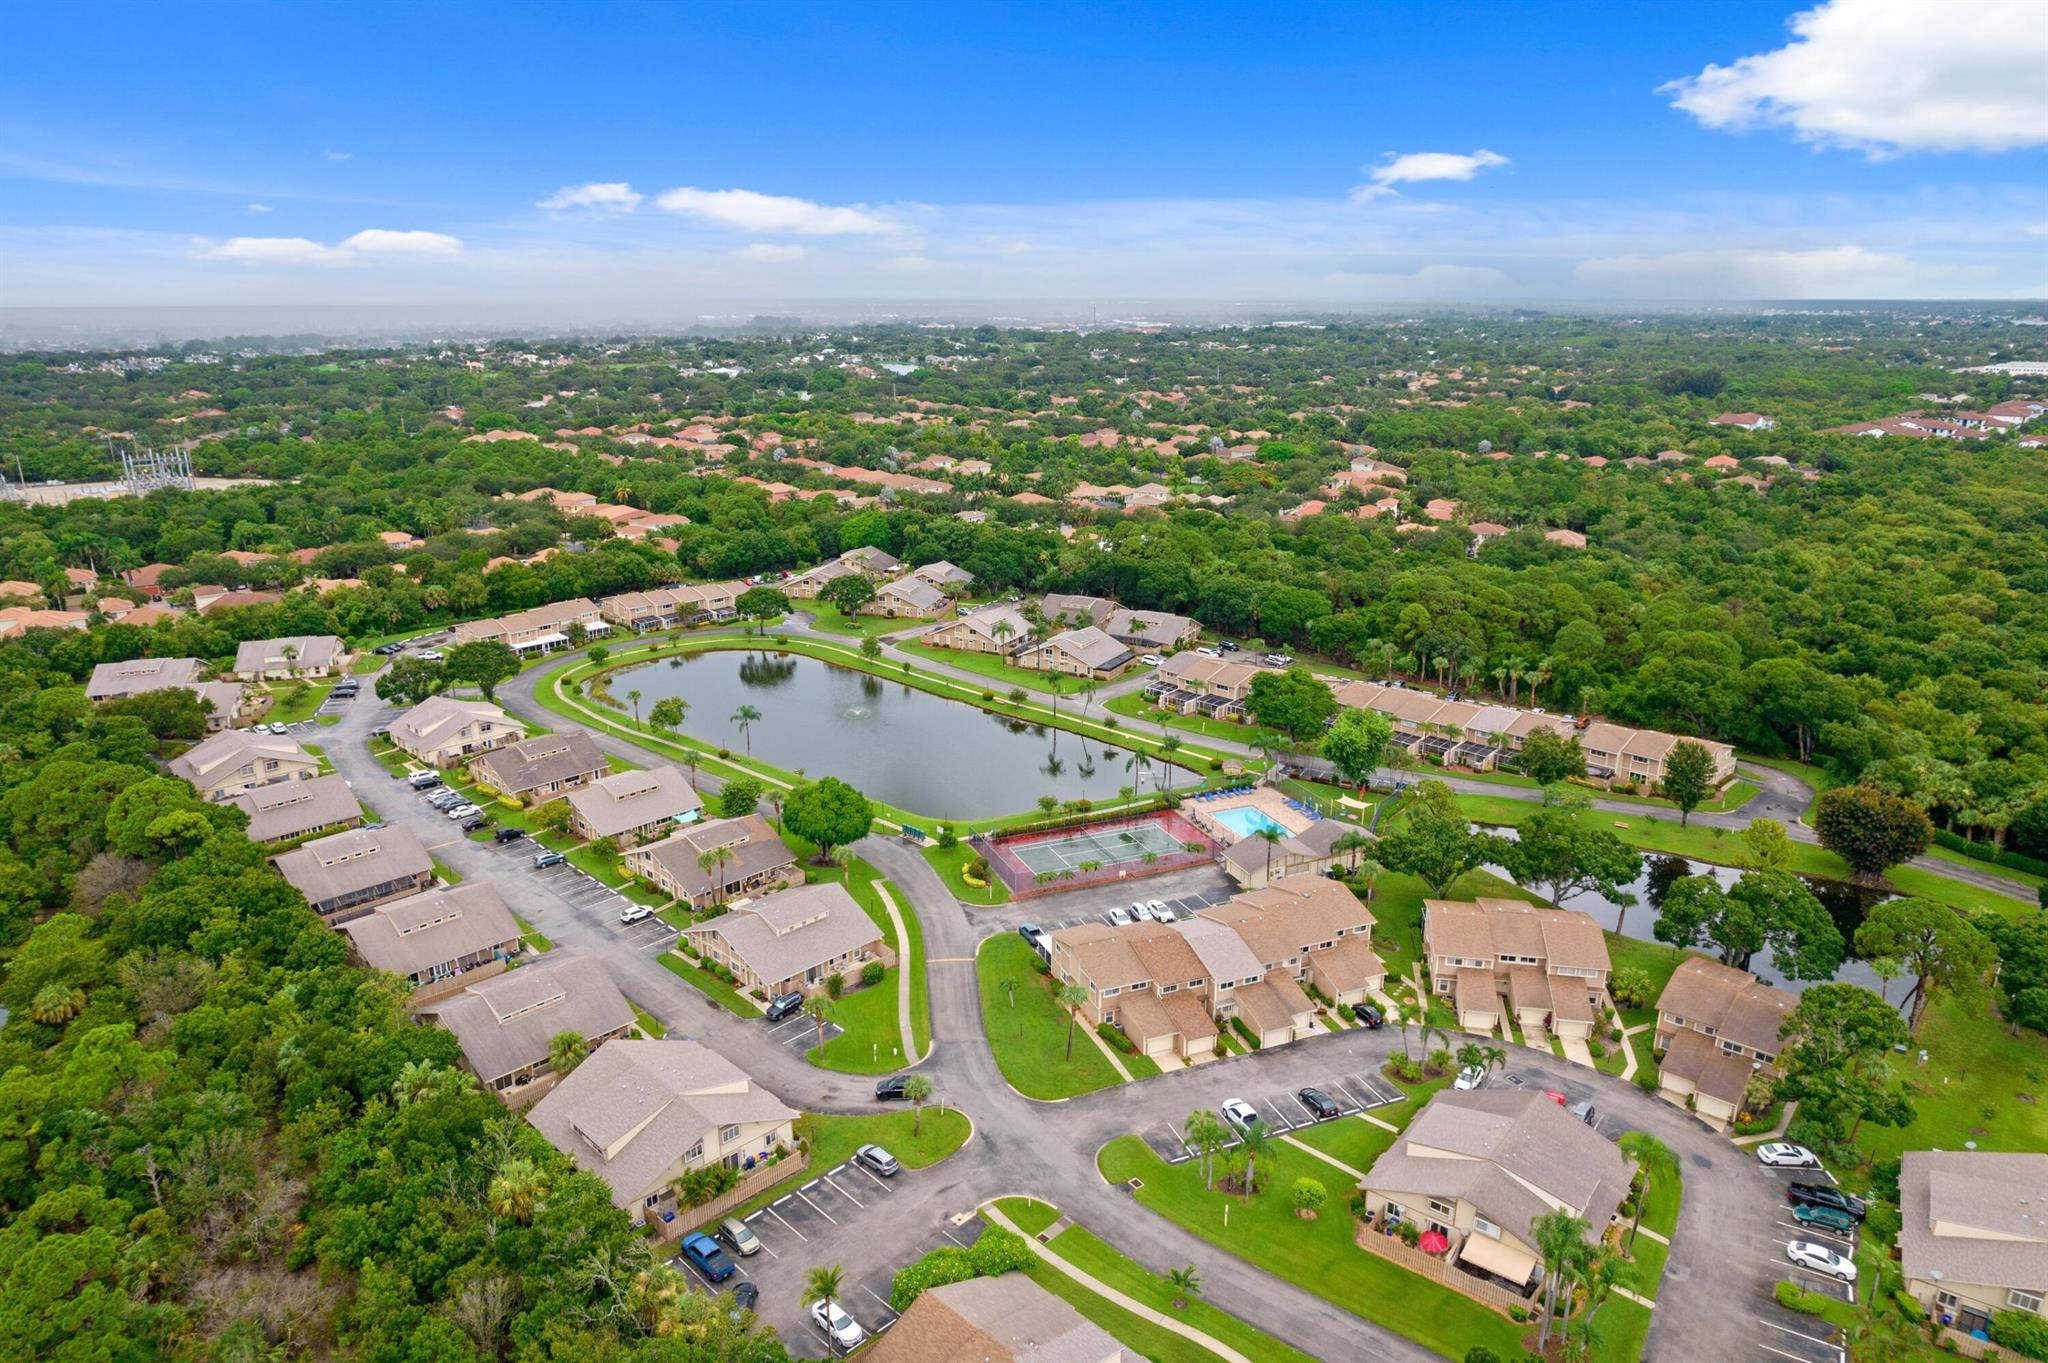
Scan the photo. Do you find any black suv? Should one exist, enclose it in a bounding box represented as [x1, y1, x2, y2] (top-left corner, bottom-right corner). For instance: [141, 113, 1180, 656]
[875, 1076, 913, 1101]
[493, 827, 524, 843]
[1355, 1003, 1385, 1029]
[763, 992, 804, 1023]
[1297, 1087, 1340, 1120]
[1787, 1183, 1868, 1222]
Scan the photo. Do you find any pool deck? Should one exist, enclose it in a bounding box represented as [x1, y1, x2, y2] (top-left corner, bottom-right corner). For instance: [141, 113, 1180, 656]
[1186, 786, 1314, 845]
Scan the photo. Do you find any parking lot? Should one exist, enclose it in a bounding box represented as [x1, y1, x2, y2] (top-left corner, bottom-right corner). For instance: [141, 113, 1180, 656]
[670, 1153, 978, 1357]
[1138, 1066, 1406, 1163]
[761, 1005, 844, 1054]
[1746, 1160, 1852, 1363]
[1021, 884, 1239, 937]
[463, 822, 681, 950]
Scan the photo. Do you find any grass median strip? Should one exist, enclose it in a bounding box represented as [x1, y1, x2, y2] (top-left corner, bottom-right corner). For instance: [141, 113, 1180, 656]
[1097, 1135, 1526, 1360]
[977, 933, 1123, 1099]
[659, 950, 758, 1017]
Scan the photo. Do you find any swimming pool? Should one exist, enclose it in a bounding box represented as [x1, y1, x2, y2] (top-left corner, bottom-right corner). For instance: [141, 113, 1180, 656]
[1212, 806, 1290, 840]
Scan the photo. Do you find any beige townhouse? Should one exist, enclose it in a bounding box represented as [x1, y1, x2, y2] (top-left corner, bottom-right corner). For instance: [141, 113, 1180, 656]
[566, 765, 703, 847]
[622, 814, 798, 908]
[448, 598, 610, 654]
[1651, 956, 1795, 1129]
[273, 824, 436, 923]
[419, 955, 634, 1100]
[920, 604, 1034, 658]
[390, 695, 526, 767]
[467, 730, 608, 805]
[1899, 1151, 2048, 1342]
[338, 881, 524, 1003]
[230, 633, 348, 680]
[168, 728, 322, 802]
[1423, 897, 1611, 1041]
[229, 771, 362, 844]
[1019, 626, 1134, 680]
[680, 881, 889, 999]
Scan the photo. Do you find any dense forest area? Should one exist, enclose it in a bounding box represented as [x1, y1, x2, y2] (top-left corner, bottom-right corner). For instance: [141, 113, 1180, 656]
[1, 312, 2044, 860]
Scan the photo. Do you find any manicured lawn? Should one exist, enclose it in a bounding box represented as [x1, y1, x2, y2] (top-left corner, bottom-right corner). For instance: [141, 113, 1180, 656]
[804, 602, 904, 638]
[923, 841, 1011, 904]
[1855, 993, 2048, 1166]
[263, 678, 338, 724]
[808, 973, 910, 1073]
[1606, 934, 1691, 1029]
[991, 1199, 1321, 1363]
[978, 933, 1124, 1099]
[1588, 1297, 1653, 1363]
[1105, 691, 1259, 745]
[896, 639, 1069, 692]
[565, 843, 669, 907]
[1288, 1115, 1401, 1172]
[1097, 1136, 1526, 1361]
[511, 912, 552, 952]
[349, 653, 389, 675]
[1016, 1250, 1235, 1363]
[659, 949, 759, 1017]
[1124, 1048, 1163, 1079]
[627, 1000, 667, 1038]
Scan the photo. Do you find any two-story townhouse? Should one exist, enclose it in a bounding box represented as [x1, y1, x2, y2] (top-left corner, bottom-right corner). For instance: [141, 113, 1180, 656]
[680, 882, 889, 998]
[168, 728, 322, 802]
[1203, 874, 1385, 1007]
[1019, 626, 1134, 680]
[566, 765, 703, 847]
[229, 771, 362, 844]
[1899, 1151, 2048, 1341]
[622, 814, 797, 908]
[229, 634, 348, 680]
[338, 881, 524, 1003]
[1423, 897, 1611, 1041]
[419, 955, 634, 1101]
[1650, 957, 1796, 1129]
[391, 695, 527, 768]
[448, 598, 609, 654]
[467, 730, 608, 805]
[867, 574, 951, 619]
[273, 825, 436, 924]
[920, 605, 1034, 658]
[1046, 920, 1220, 1061]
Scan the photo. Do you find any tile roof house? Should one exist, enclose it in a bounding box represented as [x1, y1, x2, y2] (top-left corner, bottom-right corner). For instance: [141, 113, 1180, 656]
[867, 574, 950, 619]
[1359, 1090, 1632, 1296]
[1021, 626, 1135, 680]
[339, 881, 524, 1003]
[622, 814, 799, 909]
[168, 728, 322, 802]
[864, 1274, 1130, 1363]
[1651, 957, 1795, 1129]
[680, 881, 889, 999]
[526, 1039, 798, 1231]
[419, 955, 635, 1098]
[920, 604, 1034, 658]
[468, 730, 608, 805]
[273, 824, 436, 923]
[566, 765, 703, 847]
[229, 634, 347, 680]
[1544, 528, 1587, 549]
[1424, 897, 1612, 1041]
[228, 771, 362, 844]
[1898, 1151, 2048, 1337]
[391, 695, 526, 768]
[86, 656, 207, 701]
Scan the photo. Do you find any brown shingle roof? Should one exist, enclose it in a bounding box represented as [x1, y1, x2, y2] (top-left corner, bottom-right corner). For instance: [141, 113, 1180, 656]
[1654, 957, 1796, 1055]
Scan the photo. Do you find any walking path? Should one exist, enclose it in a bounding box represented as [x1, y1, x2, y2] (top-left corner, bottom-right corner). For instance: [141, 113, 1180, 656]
[1731, 1100, 1799, 1146]
[1082, 1014, 1137, 1082]
[1281, 1132, 1366, 1181]
[874, 882, 924, 1064]
[983, 1203, 1258, 1363]
[1619, 1022, 1653, 1083]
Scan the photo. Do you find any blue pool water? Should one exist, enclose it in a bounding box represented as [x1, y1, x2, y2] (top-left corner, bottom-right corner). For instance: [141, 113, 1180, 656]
[1212, 806, 1288, 840]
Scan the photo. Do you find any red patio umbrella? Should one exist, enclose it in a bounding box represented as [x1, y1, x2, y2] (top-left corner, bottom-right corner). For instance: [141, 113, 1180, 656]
[1418, 1230, 1450, 1255]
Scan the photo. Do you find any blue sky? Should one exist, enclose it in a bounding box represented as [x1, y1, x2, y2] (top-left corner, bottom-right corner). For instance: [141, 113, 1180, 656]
[4, 0, 2044, 308]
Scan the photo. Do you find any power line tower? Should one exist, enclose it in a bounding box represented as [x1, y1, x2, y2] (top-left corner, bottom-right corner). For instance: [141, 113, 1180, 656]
[119, 446, 194, 496]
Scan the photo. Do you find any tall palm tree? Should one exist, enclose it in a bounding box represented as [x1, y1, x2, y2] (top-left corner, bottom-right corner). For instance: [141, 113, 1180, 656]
[1255, 825, 1284, 882]
[990, 617, 1016, 654]
[627, 688, 642, 726]
[547, 1029, 589, 1074]
[1237, 1125, 1272, 1204]
[731, 704, 761, 755]
[903, 1073, 934, 1135]
[1531, 1210, 1591, 1353]
[806, 1264, 846, 1326]
[1055, 983, 1089, 1060]
[1124, 748, 1153, 792]
[1620, 1132, 1677, 1251]
[1184, 1109, 1225, 1189]
[803, 993, 833, 1058]
[488, 1156, 549, 1225]
[696, 844, 737, 904]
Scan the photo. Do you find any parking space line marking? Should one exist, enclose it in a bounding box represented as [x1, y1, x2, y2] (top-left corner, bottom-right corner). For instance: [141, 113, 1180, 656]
[825, 1174, 865, 1207]
[939, 1228, 969, 1248]
[850, 1161, 891, 1192]
[765, 1206, 807, 1242]
[1760, 1320, 1841, 1348]
[796, 1190, 838, 1226]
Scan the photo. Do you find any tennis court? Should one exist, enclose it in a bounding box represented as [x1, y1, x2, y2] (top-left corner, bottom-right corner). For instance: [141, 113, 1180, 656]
[976, 810, 1214, 898]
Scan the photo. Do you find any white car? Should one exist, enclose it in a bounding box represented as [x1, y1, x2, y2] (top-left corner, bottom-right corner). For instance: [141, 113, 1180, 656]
[444, 803, 482, 820]
[1106, 905, 1134, 927]
[809, 1298, 867, 1351]
[1195, 646, 1222, 659]
[417, 649, 444, 661]
[1756, 1142, 1820, 1169]
[620, 903, 654, 925]
[1453, 1064, 1486, 1091]
[1139, 653, 1165, 667]
[1146, 900, 1175, 923]
[1786, 1240, 1857, 1283]
[1219, 1098, 1261, 1135]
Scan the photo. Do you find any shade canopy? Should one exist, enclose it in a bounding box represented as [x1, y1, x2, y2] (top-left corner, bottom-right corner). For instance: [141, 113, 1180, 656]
[1418, 1229, 1450, 1255]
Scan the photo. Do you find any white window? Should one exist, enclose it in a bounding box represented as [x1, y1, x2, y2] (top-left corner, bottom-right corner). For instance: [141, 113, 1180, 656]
[720, 1124, 740, 1144]
[1472, 1216, 1500, 1238]
[1162, 983, 1178, 994]
[2011, 1290, 2044, 1314]
[1103, 986, 1121, 998]
[1428, 1199, 1453, 1218]
[685, 1140, 704, 1163]
[1189, 979, 1203, 988]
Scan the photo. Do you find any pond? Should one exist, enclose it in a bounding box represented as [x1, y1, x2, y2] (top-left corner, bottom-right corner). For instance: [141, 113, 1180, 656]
[611, 649, 1193, 819]
[1482, 831, 1895, 997]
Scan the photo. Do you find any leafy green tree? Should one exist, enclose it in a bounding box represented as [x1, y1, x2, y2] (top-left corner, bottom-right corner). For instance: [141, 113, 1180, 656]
[1321, 707, 1392, 790]
[718, 774, 767, 818]
[1738, 817, 1795, 872]
[1517, 728, 1587, 786]
[376, 653, 445, 705]
[647, 694, 688, 735]
[1814, 785, 1932, 885]
[782, 777, 875, 861]
[1243, 667, 1337, 743]
[1654, 871, 1844, 980]
[1501, 794, 1643, 922]
[819, 573, 877, 615]
[1775, 983, 1914, 1151]
[1854, 897, 1995, 1035]
[443, 639, 520, 701]
[734, 585, 789, 633]
[1977, 911, 2048, 1035]
[585, 643, 609, 667]
[1661, 740, 1717, 826]
[1374, 783, 1505, 897]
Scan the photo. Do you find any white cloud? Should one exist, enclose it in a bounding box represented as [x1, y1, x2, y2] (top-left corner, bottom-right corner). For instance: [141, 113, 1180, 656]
[997, 239, 1034, 256]
[732, 243, 806, 262]
[1325, 264, 1508, 294]
[2026, 222, 2048, 238]
[654, 186, 895, 235]
[538, 181, 643, 213]
[246, 203, 273, 214]
[1572, 244, 1951, 297]
[881, 254, 936, 271]
[338, 228, 463, 256]
[191, 228, 463, 267]
[1661, 0, 2048, 155]
[1352, 149, 1509, 201]
[322, 149, 352, 161]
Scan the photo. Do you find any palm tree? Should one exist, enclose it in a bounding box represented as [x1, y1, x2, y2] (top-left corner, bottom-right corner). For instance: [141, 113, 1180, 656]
[28, 983, 86, 1025]
[1526, 659, 1553, 710]
[990, 618, 1016, 654]
[488, 1155, 549, 1225]
[731, 704, 761, 755]
[1254, 825, 1284, 883]
[1532, 1210, 1591, 1353]
[768, 788, 786, 832]
[696, 844, 736, 904]
[627, 688, 642, 725]
[1184, 1109, 1225, 1189]
[1055, 983, 1089, 1061]
[1124, 749, 1153, 792]
[903, 1073, 934, 1135]
[547, 1029, 589, 1074]
[1237, 1125, 1272, 1204]
[390, 1058, 445, 1105]
[1166, 1264, 1203, 1310]
[1620, 1132, 1677, 1251]
[803, 993, 833, 1059]
[806, 1264, 846, 1326]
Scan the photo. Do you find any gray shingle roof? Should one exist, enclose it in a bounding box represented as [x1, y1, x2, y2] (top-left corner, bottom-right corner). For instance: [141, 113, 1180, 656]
[231, 772, 360, 842]
[86, 656, 206, 699]
[564, 765, 703, 838]
[394, 694, 520, 752]
[627, 814, 794, 900]
[469, 730, 607, 796]
[419, 955, 633, 1085]
[167, 729, 315, 787]
[233, 634, 343, 674]
[340, 881, 523, 979]
[683, 881, 882, 985]
[273, 824, 433, 907]
[1035, 626, 1133, 672]
[1901, 1151, 2048, 1294]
